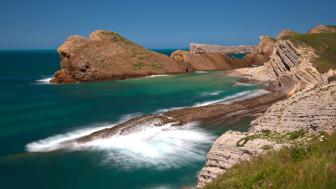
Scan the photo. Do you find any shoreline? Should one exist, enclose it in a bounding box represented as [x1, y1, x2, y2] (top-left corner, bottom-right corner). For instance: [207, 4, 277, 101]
[35, 81, 286, 149]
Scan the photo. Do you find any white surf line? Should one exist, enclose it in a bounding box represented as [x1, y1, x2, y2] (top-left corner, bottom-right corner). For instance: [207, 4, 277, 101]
[27, 120, 214, 169]
[192, 89, 269, 107]
[145, 74, 170, 78]
[35, 76, 54, 84]
[26, 113, 143, 152]
[219, 89, 271, 104]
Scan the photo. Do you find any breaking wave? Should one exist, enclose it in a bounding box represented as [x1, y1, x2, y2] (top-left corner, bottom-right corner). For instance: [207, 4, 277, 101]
[26, 117, 214, 169]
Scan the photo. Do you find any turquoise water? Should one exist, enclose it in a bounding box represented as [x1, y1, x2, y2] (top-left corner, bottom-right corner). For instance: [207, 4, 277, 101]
[0, 50, 259, 189]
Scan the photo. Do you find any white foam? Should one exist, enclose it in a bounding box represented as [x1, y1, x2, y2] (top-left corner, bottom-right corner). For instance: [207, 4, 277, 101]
[195, 71, 208, 74]
[27, 121, 214, 169]
[36, 76, 53, 84]
[146, 74, 170, 78]
[155, 106, 187, 113]
[200, 90, 222, 97]
[26, 113, 142, 152]
[192, 89, 270, 107]
[234, 82, 257, 86]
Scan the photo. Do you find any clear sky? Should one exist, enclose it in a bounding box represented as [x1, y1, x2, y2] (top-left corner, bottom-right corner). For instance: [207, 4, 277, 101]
[0, 0, 335, 49]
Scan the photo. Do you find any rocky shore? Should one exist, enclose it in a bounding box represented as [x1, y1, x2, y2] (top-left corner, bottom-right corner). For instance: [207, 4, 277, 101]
[48, 24, 336, 188]
[197, 25, 336, 188]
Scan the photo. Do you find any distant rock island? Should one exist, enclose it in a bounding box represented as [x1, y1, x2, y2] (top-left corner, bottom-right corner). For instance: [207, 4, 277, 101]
[51, 30, 274, 83]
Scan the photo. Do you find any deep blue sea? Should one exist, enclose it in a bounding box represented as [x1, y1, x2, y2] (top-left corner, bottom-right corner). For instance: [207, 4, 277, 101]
[0, 49, 260, 189]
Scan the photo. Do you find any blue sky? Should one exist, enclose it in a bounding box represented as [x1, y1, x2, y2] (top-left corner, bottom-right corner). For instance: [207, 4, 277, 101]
[0, 0, 335, 49]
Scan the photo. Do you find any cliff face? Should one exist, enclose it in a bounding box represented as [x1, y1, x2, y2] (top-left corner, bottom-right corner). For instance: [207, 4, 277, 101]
[51, 30, 189, 83]
[171, 37, 276, 71]
[198, 25, 336, 188]
[231, 32, 336, 95]
[171, 49, 250, 71]
[197, 82, 336, 188]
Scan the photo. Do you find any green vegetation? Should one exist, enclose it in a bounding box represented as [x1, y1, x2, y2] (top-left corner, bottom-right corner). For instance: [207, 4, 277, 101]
[289, 33, 336, 73]
[203, 133, 336, 189]
[236, 130, 306, 147]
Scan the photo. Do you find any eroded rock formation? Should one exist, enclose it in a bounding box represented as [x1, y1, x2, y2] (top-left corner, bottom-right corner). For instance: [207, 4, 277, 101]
[171, 37, 276, 71]
[197, 82, 336, 188]
[51, 30, 189, 83]
[230, 36, 336, 94]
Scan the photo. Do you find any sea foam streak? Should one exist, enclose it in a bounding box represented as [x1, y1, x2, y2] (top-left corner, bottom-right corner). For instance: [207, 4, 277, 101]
[27, 118, 214, 169]
[192, 89, 270, 107]
[26, 113, 142, 152]
[35, 76, 54, 84]
[146, 74, 170, 78]
[155, 89, 269, 113]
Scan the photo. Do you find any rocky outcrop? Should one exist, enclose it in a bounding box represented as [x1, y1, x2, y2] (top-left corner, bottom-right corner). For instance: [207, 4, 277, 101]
[276, 29, 299, 40]
[197, 131, 287, 188]
[171, 37, 276, 71]
[251, 83, 336, 133]
[51, 30, 189, 83]
[230, 37, 335, 95]
[197, 82, 336, 188]
[307, 25, 336, 34]
[190, 43, 256, 54]
[171, 49, 251, 71]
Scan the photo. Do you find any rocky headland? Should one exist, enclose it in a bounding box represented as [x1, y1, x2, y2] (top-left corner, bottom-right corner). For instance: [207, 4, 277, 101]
[51, 30, 270, 84]
[197, 25, 336, 188]
[46, 24, 336, 188]
[50, 30, 191, 83]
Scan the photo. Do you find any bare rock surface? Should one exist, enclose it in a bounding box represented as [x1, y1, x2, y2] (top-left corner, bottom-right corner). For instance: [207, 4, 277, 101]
[251, 82, 336, 134]
[197, 131, 286, 188]
[51, 30, 189, 83]
[230, 39, 335, 95]
[197, 82, 336, 188]
[190, 43, 256, 54]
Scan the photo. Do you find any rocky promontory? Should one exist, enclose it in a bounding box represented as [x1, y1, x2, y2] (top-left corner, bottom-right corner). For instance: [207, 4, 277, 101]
[197, 25, 336, 188]
[52, 30, 267, 84]
[230, 25, 336, 95]
[51, 30, 190, 83]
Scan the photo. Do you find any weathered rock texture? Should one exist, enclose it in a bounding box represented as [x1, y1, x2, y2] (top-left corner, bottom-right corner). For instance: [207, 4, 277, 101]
[190, 43, 256, 54]
[197, 82, 336, 188]
[171, 37, 276, 71]
[231, 38, 335, 95]
[51, 30, 189, 83]
[197, 131, 286, 188]
[251, 83, 336, 133]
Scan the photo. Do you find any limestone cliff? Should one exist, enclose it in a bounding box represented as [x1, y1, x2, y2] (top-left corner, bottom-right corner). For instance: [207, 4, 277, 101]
[231, 27, 336, 95]
[198, 25, 336, 188]
[197, 82, 336, 188]
[51, 30, 189, 83]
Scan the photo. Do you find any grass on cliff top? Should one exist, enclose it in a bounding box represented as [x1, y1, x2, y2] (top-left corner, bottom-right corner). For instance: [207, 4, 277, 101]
[289, 33, 336, 73]
[202, 133, 336, 189]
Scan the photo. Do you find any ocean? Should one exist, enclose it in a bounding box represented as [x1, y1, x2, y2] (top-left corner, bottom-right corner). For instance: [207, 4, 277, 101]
[0, 49, 260, 189]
